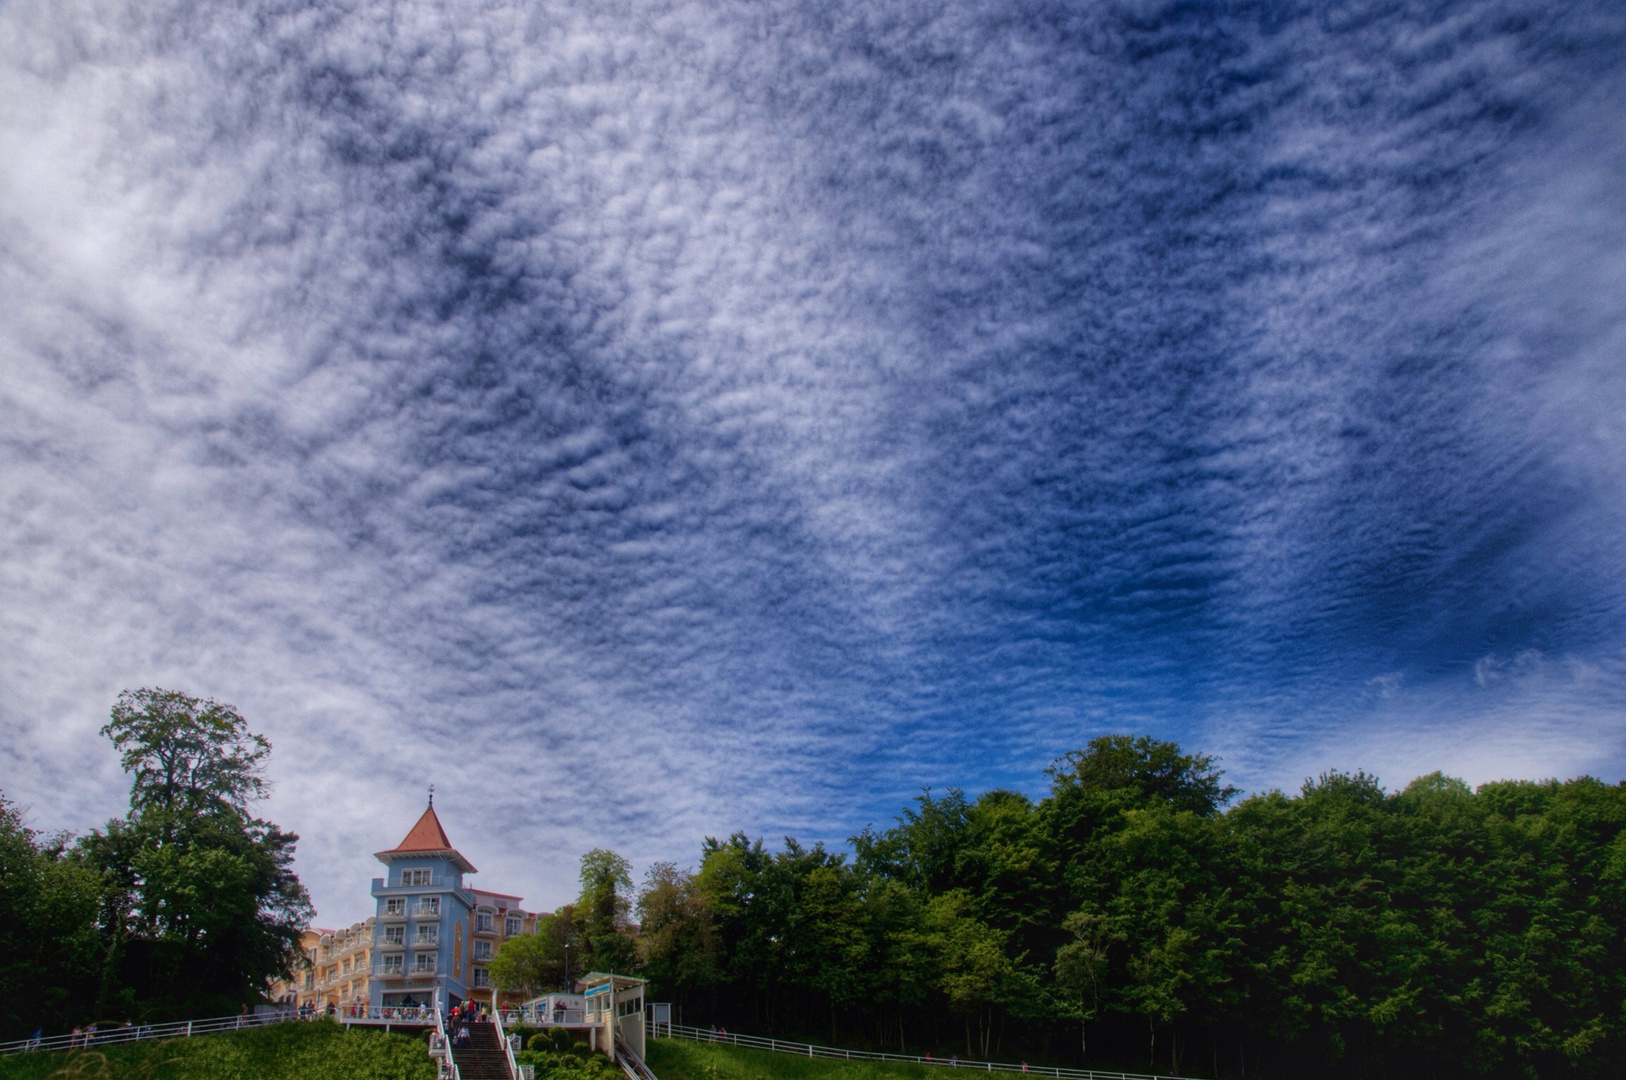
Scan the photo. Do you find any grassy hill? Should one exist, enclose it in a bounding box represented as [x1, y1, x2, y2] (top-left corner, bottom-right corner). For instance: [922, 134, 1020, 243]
[646, 1038, 960, 1080]
[0, 1019, 436, 1080]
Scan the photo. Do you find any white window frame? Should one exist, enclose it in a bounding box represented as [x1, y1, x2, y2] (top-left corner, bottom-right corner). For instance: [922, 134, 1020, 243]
[471, 967, 490, 988]
[385, 898, 406, 916]
[415, 924, 439, 945]
[504, 915, 522, 936]
[413, 952, 436, 974]
[401, 868, 432, 887]
[381, 955, 403, 975]
[416, 896, 441, 917]
[472, 940, 492, 960]
[383, 926, 405, 945]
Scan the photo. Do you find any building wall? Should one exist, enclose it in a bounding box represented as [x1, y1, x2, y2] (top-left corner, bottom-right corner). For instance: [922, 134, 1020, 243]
[370, 852, 471, 1009]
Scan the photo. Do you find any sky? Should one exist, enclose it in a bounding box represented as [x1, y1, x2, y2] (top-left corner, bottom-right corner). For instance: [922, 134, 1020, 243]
[2, 0, 1624, 926]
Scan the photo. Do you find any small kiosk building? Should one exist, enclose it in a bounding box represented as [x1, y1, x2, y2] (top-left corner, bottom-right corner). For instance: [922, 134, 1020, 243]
[581, 972, 647, 1061]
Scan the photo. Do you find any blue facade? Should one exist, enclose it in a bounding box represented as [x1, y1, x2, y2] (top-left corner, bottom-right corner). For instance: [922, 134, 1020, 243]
[367, 807, 481, 1011]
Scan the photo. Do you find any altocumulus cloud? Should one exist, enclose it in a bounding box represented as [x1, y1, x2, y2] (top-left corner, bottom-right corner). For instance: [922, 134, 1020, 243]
[1, 0, 1624, 922]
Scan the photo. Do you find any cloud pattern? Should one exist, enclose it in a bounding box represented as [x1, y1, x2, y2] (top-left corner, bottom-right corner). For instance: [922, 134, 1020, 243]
[1, 0, 1624, 921]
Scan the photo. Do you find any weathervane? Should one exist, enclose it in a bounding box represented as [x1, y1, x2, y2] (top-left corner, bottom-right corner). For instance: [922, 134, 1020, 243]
[428, 783, 434, 808]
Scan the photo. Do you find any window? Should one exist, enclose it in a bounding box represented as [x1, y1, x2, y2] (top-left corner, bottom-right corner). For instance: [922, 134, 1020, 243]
[416, 897, 440, 917]
[472, 940, 492, 960]
[416, 924, 438, 945]
[385, 898, 406, 916]
[342, 959, 351, 974]
[384, 926, 405, 945]
[505, 915, 521, 936]
[402, 869, 432, 887]
[475, 912, 494, 933]
[382, 954, 403, 975]
[304, 974, 314, 990]
[471, 968, 490, 988]
[413, 953, 436, 974]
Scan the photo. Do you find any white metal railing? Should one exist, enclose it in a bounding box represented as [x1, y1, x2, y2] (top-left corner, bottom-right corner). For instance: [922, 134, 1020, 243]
[332, 1004, 441, 1023]
[495, 1007, 587, 1027]
[431, 1007, 462, 1080]
[650, 1022, 1199, 1080]
[616, 1037, 660, 1080]
[492, 1001, 521, 1080]
[0, 1010, 296, 1056]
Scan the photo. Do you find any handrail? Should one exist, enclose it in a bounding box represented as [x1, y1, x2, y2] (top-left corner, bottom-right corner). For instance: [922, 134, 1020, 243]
[431, 1007, 462, 1080]
[615, 1037, 660, 1080]
[650, 1022, 1199, 1080]
[492, 1001, 520, 1080]
[0, 1009, 295, 1056]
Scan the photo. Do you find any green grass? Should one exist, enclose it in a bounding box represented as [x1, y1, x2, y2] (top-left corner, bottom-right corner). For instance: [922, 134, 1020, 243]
[0, 1019, 436, 1080]
[646, 1038, 959, 1080]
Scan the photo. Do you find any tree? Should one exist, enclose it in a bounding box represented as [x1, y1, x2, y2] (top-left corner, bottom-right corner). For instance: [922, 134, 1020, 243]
[926, 890, 1014, 1058]
[638, 863, 720, 998]
[102, 688, 270, 819]
[81, 688, 312, 1019]
[1055, 910, 1118, 1058]
[0, 794, 104, 1039]
[491, 930, 566, 998]
[1047, 735, 1236, 816]
[578, 849, 637, 974]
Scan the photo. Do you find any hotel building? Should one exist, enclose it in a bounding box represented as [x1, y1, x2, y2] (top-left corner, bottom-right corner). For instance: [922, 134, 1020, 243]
[270, 800, 544, 1012]
[368, 801, 542, 1010]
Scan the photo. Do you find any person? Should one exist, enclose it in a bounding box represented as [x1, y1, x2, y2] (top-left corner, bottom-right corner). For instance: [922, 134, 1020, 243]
[1021, 1063, 1028, 1073]
[86, 1023, 98, 1045]
[27, 1028, 42, 1052]
[950, 1055, 958, 1067]
[925, 1052, 932, 1062]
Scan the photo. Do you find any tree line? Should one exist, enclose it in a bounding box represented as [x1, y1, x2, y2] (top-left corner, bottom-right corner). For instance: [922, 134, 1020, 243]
[497, 736, 1626, 1080]
[0, 688, 311, 1039]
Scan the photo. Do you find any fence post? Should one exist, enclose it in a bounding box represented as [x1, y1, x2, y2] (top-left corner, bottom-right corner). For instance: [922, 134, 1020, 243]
[186, 1022, 192, 1038]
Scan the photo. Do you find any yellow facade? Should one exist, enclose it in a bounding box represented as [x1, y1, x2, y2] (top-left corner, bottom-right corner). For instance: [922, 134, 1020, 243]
[268, 920, 378, 1012]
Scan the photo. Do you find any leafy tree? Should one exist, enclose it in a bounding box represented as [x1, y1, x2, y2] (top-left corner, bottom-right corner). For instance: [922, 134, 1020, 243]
[102, 688, 271, 819]
[0, 794, 104, 1039]
[578, 849, 638, 975]
[82, 688, 312, 1020]
[1047, 735, 1236, 817]
[492, 929, 569, 998]
[1054, 910, 1118, 1058]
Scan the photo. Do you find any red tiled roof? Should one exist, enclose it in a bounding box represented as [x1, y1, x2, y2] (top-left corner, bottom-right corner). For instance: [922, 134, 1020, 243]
[374, 805, 478, 872]
[389, 806, 454, 853]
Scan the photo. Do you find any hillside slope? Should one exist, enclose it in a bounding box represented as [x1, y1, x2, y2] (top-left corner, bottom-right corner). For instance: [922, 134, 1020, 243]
[0, 1019, 436, 1080]
[647, 1038, 957, 1080]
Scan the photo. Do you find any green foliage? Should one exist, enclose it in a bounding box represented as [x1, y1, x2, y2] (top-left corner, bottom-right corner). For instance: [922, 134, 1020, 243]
[514, 1046, 620, 1080]
[0, 688, 313, 1035]
[633, 739, 1626, 1080]
[102, 689, 270, 819]
[526, 1028, 580, 1054]
[645, 1037, 942, 1080]
[492, 930, 568, 998]
[0, 795, 104, 1039]
[578, 850, 637, 975]
[0, 1019, 434, 1080]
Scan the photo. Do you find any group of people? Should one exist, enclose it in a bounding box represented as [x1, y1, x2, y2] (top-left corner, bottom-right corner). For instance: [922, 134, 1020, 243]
[63, 1021, 149, 1048]
[448, 999, 487, 1048]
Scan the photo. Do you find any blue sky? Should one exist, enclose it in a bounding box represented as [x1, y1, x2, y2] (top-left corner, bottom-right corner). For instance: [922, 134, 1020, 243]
[2, 0, 1624, 925]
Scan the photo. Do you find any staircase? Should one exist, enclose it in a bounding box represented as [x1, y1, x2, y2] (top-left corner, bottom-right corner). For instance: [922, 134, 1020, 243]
[449, 1021, 512, 1080]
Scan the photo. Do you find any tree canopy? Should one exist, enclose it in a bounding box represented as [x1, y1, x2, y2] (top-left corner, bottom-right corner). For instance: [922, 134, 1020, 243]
[621, 735, 1626, 1080]
[0, 688, 311, 1036]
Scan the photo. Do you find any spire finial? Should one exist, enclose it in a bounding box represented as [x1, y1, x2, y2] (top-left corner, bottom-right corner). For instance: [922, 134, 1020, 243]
[428, 783, 434, 808]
